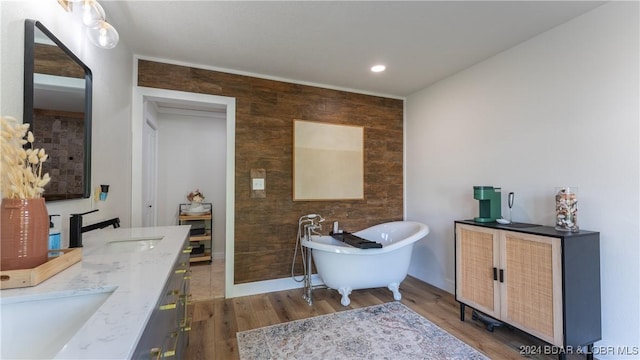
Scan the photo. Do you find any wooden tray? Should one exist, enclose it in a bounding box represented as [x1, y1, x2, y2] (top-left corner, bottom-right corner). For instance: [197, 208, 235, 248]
[0, 248, 82, 289]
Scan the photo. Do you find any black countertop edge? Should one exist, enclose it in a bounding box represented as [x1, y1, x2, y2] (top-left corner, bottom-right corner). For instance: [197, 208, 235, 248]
[455, 219, 599, 237]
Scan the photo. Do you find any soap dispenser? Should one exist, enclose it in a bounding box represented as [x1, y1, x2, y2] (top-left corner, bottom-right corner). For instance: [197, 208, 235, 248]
[48, 214, 61, 250]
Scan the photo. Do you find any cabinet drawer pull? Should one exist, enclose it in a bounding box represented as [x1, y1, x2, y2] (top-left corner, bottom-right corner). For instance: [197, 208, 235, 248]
[162, 332, 179, 358]
[159, 289, 180, 310]
[499, 269, 504, 283]
[181, 316, 192, 332]
[175, 263, 189, 274]
[180, 294, 193, 306]
[183, 246, 193, 254]
[493, 267, 498, 281]
[150, 347, 162, 360]
[159, 302, 177, 311]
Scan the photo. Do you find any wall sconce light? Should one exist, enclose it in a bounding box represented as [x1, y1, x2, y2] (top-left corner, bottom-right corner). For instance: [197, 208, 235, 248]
[78, 0, 105, 27]
[57, 0, 119, 49]
[86, 20, 119, 49]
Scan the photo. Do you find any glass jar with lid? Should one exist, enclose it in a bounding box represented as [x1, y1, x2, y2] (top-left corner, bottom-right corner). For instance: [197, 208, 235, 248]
[555, 187, 578, 232]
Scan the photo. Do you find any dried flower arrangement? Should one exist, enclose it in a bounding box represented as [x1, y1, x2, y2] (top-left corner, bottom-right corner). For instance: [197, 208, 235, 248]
[187, 189, 205, 203]
[0, 116, 50, 199]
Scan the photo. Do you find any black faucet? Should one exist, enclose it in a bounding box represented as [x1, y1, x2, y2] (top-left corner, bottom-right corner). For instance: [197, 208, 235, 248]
[69, 209, 121, 248]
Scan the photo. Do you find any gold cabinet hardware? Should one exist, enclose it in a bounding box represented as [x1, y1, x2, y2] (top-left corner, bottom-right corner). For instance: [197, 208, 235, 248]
[149, 347, 162, 360]
[182, 246, 193, 254]
[179, 293, 193, 306]
[180, 293, 192, 329]
[181, 316, 192, 332]
[159, 290, 180, 310]
[161, 332, 179, 358]
[159, 302, 177, 311]
[159, 289, 180, 311]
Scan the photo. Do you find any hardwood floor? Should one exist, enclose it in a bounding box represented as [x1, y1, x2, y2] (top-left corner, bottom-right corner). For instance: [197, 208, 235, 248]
[184, 276, 588, 359]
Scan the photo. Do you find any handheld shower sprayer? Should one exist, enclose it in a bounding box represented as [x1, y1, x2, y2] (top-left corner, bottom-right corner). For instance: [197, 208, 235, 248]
[302, 214, 325, 222]
[293, 213, 327, 305]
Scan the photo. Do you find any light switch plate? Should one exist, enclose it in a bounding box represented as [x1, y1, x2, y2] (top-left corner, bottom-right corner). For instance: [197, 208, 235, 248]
[252, 178, 265, 191]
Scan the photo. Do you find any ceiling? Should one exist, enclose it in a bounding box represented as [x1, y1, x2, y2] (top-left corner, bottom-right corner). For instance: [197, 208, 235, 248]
[100, 1, 605, 98]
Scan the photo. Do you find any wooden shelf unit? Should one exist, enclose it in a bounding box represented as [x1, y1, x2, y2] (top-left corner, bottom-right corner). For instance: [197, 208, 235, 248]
[179, 203, 213, 264]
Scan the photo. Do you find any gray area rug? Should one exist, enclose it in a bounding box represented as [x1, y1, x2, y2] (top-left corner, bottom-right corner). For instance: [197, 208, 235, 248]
[237, 302, 489, 359]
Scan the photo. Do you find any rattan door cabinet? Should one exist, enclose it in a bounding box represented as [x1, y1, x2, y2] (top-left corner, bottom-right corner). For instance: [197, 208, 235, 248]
[454, 220, 601, 360]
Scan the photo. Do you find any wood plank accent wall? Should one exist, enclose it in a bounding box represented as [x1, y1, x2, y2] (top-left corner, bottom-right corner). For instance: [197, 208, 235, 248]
[35, 43, 84, 78]
[137, 60, 404, 284]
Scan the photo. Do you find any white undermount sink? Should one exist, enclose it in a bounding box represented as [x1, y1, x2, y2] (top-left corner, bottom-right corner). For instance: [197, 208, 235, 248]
[0, 287, 116, 359]
[103, 236, 163, 253]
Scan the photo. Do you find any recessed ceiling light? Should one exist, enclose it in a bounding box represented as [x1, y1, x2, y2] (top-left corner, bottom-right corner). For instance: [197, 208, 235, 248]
[371, 65, 386, 73]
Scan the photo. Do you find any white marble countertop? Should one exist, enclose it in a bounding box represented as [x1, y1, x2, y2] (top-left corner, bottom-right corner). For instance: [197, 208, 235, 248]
[0, 225, 190, 359]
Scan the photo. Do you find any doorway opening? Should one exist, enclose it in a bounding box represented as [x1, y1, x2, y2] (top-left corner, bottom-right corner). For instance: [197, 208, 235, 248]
[132, 87, 235, 300]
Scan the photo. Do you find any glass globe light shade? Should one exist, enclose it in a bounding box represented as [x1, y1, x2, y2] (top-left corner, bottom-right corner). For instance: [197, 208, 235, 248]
[77, 0, 106, 27]
[87, 21, 119, 49]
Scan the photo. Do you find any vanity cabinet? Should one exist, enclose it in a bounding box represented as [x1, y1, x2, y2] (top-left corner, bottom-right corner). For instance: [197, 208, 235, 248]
[179, 203, 213, 263]
[454, 220, 601, 357]
[132, 238, 192, 359]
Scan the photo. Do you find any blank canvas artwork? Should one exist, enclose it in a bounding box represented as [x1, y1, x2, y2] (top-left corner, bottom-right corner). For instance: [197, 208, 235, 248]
[293, 120, 364, 201]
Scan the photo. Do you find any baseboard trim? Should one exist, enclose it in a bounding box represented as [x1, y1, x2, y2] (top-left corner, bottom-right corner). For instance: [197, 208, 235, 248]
[226, 274, 324, 298]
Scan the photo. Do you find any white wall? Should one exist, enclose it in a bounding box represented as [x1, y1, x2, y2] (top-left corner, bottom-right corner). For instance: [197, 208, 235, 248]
[157, 111, 227, 258]
[405, 2, 639, 357]
[1, 1, 134, 246]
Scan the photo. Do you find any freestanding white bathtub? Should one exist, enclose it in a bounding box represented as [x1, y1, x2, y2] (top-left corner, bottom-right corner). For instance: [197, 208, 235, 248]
[302, 221, 429, 306]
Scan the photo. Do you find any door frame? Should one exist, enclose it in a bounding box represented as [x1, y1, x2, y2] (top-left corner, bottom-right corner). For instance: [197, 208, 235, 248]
[132, 86, 236, 298]
[142, 102, 158, 227]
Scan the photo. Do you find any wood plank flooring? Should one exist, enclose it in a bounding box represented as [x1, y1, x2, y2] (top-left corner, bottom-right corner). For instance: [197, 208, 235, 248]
[184, 276, 589, 359]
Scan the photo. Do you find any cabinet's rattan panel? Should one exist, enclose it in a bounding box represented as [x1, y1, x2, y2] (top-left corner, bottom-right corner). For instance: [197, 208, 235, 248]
[459, 228, 495, 311]
[504, 235, 554, 339]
